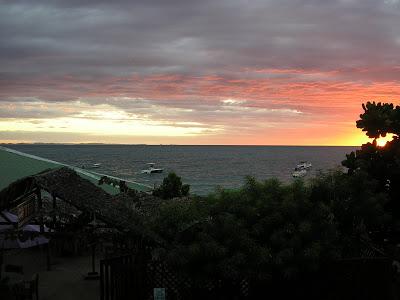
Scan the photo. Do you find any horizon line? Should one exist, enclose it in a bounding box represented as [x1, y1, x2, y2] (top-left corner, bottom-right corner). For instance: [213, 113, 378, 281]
[0, 142, 360, 147]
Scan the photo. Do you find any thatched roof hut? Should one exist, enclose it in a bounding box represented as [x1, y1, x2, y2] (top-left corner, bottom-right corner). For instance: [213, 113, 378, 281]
[0, 167, 161, 243]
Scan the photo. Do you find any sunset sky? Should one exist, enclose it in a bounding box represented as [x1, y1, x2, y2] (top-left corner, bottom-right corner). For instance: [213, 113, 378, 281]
[1, 0, 400, 145]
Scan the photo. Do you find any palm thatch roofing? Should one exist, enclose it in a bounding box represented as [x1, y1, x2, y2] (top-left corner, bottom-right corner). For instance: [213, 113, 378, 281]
[0, 167, 161, 243]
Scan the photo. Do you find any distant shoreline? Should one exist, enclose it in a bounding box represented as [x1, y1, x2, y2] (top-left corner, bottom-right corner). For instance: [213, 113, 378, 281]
[0, 143, 359, 147]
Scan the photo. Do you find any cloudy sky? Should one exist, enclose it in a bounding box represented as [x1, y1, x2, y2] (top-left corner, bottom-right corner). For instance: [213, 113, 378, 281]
[1, 0, 400, 145]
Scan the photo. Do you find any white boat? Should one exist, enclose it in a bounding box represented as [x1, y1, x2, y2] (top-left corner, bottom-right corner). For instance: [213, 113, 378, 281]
[296, 161, 312, 170]
[292, 161, 312, 177]
[292, 168, 307, 178]
[141, 163, 163, 174]
[81, 163, 101, 169]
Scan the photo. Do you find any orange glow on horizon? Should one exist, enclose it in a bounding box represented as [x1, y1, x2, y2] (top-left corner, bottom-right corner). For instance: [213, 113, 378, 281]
[1, 71, 400, 145]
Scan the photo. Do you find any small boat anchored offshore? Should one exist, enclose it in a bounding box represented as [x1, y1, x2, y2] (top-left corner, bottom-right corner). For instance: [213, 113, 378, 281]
[141, 163, 163, 174]
[292, 168, 307, 178]
[81, 163, 101, 169]
[292, 161, 312, 178]
[296, 161, 312, 170]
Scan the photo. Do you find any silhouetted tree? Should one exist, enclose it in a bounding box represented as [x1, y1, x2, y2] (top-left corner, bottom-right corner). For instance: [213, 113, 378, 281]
[343, 101, 400, 220]
[153, 172, 190, 199]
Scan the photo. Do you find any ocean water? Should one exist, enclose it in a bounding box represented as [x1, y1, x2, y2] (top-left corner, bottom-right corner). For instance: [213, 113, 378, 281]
[6, 145, 357, 195]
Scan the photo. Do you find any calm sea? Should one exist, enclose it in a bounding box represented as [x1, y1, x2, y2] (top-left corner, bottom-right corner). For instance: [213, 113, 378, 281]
[6, 145, 357, 195]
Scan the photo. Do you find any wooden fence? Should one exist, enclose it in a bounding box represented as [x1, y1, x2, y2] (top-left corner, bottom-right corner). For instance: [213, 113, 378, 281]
[100, 255, 396, 300]
[100, 254, 135, 300]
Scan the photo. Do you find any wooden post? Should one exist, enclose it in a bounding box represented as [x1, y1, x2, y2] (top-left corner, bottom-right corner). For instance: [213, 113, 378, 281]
[85, 242, 99, 279]
[36, 188, 44, 234]
[52, 193, 57, 230]
[85, 212, 99, 279]
[0, 248, 3, 280]
[92, 243, 96, 273]
[46, 241, 51, 271]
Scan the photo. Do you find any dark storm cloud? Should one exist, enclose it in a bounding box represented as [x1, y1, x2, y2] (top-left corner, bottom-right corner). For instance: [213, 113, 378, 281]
[1, 0, 400, 79]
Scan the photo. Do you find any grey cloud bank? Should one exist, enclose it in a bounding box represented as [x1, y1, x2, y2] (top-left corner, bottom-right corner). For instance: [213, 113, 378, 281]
[1, 0, 400, 78]
[1, 0, 400, 143]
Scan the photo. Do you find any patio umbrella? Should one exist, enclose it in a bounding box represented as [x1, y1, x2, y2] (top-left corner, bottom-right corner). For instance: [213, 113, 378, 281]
[0, 211, 49, 249]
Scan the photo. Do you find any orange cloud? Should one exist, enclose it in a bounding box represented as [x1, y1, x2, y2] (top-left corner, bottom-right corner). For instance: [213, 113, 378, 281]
[1, 69, 400, 145]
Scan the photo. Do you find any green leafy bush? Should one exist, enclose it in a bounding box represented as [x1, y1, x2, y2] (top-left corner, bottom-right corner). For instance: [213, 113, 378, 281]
[148, 171, 389, 282]
[153, 172, 190, 199]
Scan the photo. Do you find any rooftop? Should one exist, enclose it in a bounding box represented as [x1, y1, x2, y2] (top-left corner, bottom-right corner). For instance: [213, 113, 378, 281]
[0, 146, 152, 194]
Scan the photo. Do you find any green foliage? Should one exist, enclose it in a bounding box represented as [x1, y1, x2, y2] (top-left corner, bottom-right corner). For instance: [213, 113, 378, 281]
[310, 170, 390, 242]
[153, 172, 190, 199]
[148, 172, 388, 282]
[342, 101, 400, 219]
[98, 175, 119, 187]
[181, 184, 190, 196]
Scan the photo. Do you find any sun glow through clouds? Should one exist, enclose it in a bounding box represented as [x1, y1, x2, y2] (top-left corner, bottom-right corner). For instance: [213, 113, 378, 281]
[376, 134, 395, 147]
[0, 104, 217, 138]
